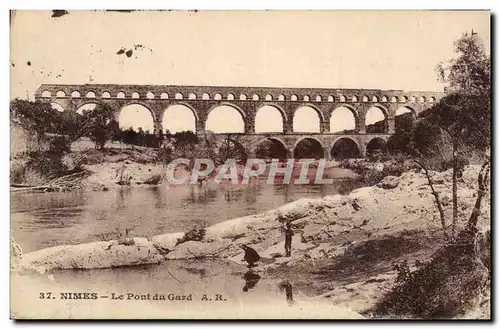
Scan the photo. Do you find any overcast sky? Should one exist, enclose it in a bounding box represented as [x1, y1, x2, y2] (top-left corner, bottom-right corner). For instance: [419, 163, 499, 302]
[10, 10, 490, 133]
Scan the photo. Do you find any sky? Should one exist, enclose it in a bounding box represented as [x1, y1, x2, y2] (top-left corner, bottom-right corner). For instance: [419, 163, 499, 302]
[10, 10, 490, 133]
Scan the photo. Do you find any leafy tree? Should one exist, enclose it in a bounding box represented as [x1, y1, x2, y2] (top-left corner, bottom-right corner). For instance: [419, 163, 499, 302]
[10, 99, 59, 137]
[79, 104, 115, 150]
[387, 113, 416, 154]
[173, 131, 199, 148]
[255, 139, 288, 160]
[410, 31, 490, 237]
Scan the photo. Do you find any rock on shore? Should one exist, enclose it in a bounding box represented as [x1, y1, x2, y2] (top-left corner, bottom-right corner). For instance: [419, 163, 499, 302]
[15, 165, 490, 273]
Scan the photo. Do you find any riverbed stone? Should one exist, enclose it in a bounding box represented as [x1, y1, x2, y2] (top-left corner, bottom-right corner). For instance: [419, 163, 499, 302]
[166, 239, 232, 260]
[18, 240, 164, 271]
[377, 176, 399, 189]
[151, 232, 184, 252]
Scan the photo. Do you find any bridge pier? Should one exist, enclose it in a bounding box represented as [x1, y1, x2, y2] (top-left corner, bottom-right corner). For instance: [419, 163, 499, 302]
[323, 147, 330, 160]
[320, 121, 329, 133]
[357, 118, 366, 134]
[153, 120, 163, 136]
[387, 116, 396, 134]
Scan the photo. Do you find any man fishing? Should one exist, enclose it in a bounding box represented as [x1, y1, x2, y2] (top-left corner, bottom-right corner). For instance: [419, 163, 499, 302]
[240, 244, 261, 268]
[283, 220, 294, 257]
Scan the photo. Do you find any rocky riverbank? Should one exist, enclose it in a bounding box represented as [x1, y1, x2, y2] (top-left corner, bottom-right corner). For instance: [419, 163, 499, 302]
[11, 165, 490, 319]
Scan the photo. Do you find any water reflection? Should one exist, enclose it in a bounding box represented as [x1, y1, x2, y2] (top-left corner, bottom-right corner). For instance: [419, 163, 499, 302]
[242, 270, 261, 292]
[11, 169, 360, 253]
[278, 280, 294, 306]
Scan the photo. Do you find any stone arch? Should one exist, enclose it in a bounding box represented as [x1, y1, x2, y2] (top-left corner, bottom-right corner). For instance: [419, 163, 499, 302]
[293, 105, 323, 132]
[252, 94, 260, 101]
[293, 137, 325, 159]
[362, 95, 369, 102]
[175, 92, 183, 100]
[278, 94, 285, 101]
[254, 137, 289, 160]
[396, 106, 417, 118]
[291, 94, 298, 101]
[400, 96, 408, 103]
[41, 90, 51, 98]
[372, 96, 379, 102]
[146, 91, 155, 99]
[328, 95, 334, 102]
[330, 137, 361, 159]
[162, 104, 197, 133]
[118, 103, 156, 133]
[254, 104, 286, 133]
[365, 106, 388, 133]
[303, 95, 310, 102]
[102, 91, 111, 98]
[214, 93, 223, 100]
[76, 102, 99, 115]
[390, 96, 398, 103]
[429, 96, 436, 103]
[188, 92, 197, 100]
[227, 93, 235, 100]
[265, 94, 273, 101]
[419, 96, 426, 103]
[339, 95, 346, 102]
[315, 95, 322, 102]
[86, 91, 96, 98]
[50, 102, 65, 112]
[366, 137, 388, 155]
[381, 96, 388, 102]
[56, 90, 66, 98]
[71, 91, 81, 98]
[410, 96, 417, 103]
[217, 138, 248, 164]
[202, 93, 210, 100]
[131, 92, 140, 99]
[206, 104, 245, 133]
[160, 92, 169, 99]
[117, 91, 126, 99]
[352, 95, 358, 102]
[330, 105, 358, 133]
[239, 94, 247, 101]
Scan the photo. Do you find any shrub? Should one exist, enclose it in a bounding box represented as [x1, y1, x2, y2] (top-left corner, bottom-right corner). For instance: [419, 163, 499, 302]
[176, 226, 207, 246]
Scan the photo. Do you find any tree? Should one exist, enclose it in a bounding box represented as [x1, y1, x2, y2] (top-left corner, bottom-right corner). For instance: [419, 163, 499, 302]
[216, 134, 247, 165]
[173, 131, 199, 148]
[10, 99, 59, 138]
[409, 31, 490, 238]
[79, 104, 115, 150]
[387, 113, 416, 154]
[436, 31, 490, 236]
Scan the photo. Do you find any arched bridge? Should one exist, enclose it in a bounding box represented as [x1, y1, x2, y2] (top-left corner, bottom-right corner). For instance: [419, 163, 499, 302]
[35, 84, 443, 158]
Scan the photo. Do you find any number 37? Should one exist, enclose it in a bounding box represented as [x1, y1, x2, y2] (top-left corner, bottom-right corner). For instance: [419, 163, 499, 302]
[39, 292, 52, 299]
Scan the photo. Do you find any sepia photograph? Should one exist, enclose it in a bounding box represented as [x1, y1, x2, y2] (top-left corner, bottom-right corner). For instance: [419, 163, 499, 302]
[9, 10, 491, 320]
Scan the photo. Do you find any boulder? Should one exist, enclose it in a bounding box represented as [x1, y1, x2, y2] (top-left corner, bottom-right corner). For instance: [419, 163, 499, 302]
[377, 175, 399, 189]
[166, 239, 232, 260]
[151, 232, 184, 252]
[18, 240, 164, 271]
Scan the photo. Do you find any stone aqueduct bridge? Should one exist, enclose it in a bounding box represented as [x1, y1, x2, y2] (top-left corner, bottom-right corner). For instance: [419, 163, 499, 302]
[35, 84, 443, 158]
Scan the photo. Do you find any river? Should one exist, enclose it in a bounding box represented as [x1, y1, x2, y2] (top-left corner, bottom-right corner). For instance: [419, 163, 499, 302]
[11, 167, 363, 319]
[11, 167, 359, 253]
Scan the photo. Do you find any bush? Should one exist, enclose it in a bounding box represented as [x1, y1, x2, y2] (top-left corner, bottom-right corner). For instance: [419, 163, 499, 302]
[367, 230, 489, 319]
[143, 173, 163, 185]
[25, 151, 68, 180]
[176, 226, 207, 246]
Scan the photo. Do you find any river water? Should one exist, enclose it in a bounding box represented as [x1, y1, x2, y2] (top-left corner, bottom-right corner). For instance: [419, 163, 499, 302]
[11, 168, 359, 253]
[11, 167, 362, 318]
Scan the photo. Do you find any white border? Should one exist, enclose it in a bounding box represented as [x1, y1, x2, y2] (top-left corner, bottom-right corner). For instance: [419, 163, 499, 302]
[2, 1, 498, 328]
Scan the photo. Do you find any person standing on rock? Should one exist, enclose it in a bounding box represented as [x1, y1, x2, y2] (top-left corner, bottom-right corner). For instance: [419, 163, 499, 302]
[240, 244, 261, 268]
[283, 220, 294, 257]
